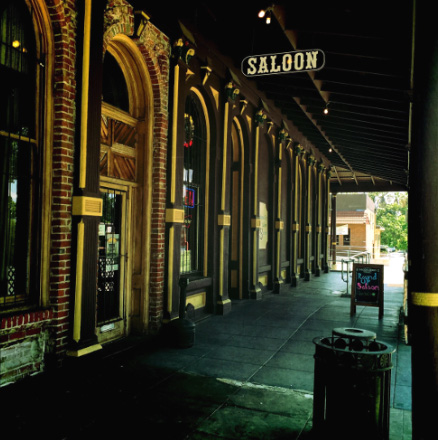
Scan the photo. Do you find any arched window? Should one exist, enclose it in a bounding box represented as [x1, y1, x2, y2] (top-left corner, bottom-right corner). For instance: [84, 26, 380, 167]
[0, 1, 40, 306]
[181, 94, 207, 274]
[102, 50, 129, 113]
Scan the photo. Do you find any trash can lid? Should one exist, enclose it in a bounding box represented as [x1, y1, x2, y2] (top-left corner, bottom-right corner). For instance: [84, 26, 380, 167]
[332, 327, 376, 340]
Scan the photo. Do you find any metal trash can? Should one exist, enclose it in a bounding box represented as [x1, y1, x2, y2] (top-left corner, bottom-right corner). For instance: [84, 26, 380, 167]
[313, 328, 395, 440]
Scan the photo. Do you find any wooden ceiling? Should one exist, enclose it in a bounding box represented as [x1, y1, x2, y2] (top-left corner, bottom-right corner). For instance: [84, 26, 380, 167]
[139, 0, 414, 192]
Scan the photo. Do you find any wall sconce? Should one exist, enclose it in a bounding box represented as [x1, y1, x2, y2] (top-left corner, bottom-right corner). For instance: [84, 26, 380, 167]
[258, 5, 274, 24]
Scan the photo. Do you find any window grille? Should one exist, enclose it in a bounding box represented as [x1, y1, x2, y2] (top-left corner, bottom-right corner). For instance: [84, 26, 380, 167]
[0, 1, 41, 308]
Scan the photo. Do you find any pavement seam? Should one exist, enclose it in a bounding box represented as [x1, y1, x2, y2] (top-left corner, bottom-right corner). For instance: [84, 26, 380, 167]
[245, 298, 336, 387]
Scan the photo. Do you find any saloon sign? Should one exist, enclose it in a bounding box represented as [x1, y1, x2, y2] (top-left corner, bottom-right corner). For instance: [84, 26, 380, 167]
[242, 49, 325, 77]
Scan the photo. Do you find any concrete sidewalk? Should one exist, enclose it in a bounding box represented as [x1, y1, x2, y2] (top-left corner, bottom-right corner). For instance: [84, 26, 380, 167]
[1, 271, 412, 439]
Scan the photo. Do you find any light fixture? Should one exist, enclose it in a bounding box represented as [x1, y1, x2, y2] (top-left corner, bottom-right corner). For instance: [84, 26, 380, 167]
[323, 102, 330, 115]
[258, 5, 274, 24]
[12, 40, 20, 48]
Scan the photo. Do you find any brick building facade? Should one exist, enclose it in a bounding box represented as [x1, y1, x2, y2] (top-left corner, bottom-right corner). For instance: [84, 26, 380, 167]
[0, 0, 331, 386]
[0, 0, 171, 385]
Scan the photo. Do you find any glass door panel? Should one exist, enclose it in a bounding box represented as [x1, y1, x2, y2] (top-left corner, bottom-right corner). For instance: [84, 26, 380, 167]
[97, 189, 124, 324]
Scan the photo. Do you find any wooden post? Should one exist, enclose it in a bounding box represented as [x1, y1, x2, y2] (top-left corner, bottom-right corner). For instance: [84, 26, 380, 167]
[409, 2, 438, 438]
[69, 0, 106, 357]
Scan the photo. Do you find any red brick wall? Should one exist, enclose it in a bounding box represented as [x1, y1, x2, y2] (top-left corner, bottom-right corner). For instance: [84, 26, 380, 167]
[103, 1, 170, 332]
[0, 0, 78, 386]
[1, 0, 170, 386]
[47, 0, 77, 357]
[136, 25, 170, 332]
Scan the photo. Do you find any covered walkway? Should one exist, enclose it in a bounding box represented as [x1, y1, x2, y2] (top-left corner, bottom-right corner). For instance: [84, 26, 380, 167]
[1, 271, 411, 439]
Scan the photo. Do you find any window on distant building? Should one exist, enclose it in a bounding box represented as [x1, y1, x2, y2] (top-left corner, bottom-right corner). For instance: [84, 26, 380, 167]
[343, 229, 351, 245]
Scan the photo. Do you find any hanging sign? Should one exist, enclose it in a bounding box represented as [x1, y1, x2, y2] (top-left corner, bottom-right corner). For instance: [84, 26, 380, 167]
[336, 224, 349, 235]
[351, 263, 384, 318]
[242, 49, 325, 77]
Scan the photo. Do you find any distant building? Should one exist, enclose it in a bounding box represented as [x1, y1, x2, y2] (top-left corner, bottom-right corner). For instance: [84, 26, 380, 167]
[330, 194, 382, 264]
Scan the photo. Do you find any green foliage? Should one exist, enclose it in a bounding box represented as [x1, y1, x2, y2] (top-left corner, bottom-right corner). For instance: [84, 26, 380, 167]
[369, 192, 408, 251]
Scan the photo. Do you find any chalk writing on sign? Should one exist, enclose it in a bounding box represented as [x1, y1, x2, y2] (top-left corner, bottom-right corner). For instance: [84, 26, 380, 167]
[353, 265, 382, 304]
[351, 263, 384, 317]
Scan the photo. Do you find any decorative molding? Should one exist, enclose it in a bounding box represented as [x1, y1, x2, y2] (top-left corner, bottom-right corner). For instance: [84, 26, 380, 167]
[200, 65, 212, 85]
[173, 38, 195, 64]
[278, 128, 288, 142]
[72, 196, 103, 216]
[308, 155, 316, 166]
[251, 218, 261, 228]
[166, 208, 185, 223]
[255, 108, 267, 126]
[67, 344, 102, 358]
[218, 214, 231, 226]
[225, 81, 240, 101]
[275, 220, 284, 230]
[294, 144, 304, 156]
[134, 10, 150, 37]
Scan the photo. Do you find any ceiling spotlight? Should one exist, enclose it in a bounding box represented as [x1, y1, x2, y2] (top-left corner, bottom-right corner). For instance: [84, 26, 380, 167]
[258, 5, 274, 24]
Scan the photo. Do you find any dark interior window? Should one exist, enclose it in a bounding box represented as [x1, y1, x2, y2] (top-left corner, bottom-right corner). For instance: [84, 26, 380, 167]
[0, 1, 39, 307]
[102, 51, 129, 112]
[181, 95, 206, 274]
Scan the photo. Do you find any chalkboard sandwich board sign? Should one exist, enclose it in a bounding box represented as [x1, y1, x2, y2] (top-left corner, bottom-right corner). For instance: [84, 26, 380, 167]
[351, 263, 384, 318]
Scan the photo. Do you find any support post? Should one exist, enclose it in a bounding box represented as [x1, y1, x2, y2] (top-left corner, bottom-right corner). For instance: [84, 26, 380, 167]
[409, 2, 438, 438]
[330, 193, 337, 270]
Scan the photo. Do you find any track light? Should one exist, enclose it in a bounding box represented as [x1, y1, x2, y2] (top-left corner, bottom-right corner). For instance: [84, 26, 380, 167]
[258, 5, 274, 24]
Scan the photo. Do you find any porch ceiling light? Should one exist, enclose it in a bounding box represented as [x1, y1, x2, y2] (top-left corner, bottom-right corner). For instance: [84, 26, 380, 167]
[258, 5, 274, 24]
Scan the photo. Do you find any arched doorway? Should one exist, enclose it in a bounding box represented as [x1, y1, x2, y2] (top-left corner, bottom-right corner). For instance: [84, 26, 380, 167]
[97, 36, 153, 343]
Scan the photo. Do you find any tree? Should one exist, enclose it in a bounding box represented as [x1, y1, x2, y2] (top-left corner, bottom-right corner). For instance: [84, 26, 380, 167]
[369, 192, 408, 251]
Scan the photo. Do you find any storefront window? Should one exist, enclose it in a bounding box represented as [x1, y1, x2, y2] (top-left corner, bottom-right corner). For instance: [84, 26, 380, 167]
[181, 95, 206, 274]
[0, 1, 39, 307]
